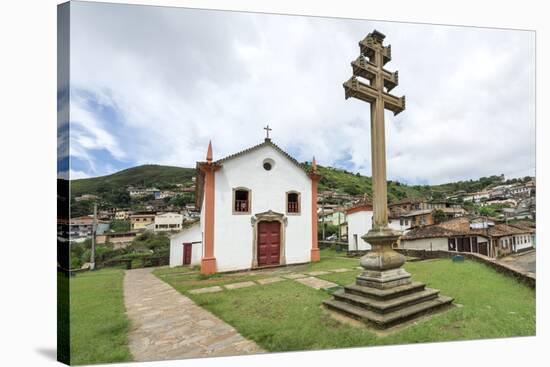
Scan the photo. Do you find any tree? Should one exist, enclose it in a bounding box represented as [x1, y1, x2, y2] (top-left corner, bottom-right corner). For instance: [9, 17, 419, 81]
[110, 219, 131, 233]
[131, 232, 170, 255]
[70, 200, 94, 217]
[104, 188, 131, 207]
[433, 209, 446, 224]
[169, 193, 194, 207]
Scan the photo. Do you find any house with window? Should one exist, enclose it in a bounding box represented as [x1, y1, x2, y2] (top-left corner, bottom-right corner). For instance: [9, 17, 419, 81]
[345, 203, 374, 251]
[400, 217, 535, 258]
[69, 216, 110, 242]
[318, 209, 346, 226]
[130, 212, 155, 230]
[169, 137, 320, 273]
[153, 212, 184, 232]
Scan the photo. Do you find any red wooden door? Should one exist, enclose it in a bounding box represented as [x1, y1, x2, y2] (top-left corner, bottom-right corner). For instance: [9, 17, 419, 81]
[183, 243, 192, 265]
[257, 221, 281, 266]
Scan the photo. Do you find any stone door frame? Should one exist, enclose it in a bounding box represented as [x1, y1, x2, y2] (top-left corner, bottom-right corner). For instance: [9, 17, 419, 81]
[251, 210, 287, 268]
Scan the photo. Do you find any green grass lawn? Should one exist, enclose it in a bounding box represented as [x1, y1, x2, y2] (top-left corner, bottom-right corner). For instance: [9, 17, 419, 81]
[70, 269, 132, 365]
[152, 248, 358, 292]
[158, 252, 535, 352]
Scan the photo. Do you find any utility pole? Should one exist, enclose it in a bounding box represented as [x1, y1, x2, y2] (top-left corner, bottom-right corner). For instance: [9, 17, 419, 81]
[321, 196, 326, 240]
[90, 202, 97, 270]
[337, 199, 342, 241]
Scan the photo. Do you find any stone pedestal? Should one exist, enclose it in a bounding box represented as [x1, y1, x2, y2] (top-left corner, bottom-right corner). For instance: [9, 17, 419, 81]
[324, 228, 453, 329]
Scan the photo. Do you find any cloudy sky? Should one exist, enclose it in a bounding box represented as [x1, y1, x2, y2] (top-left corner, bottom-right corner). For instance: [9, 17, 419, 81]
[62, 1, 535, 184]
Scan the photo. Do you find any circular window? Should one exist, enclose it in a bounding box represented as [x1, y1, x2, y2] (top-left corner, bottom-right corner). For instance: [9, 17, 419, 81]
[263, 158, 275, 171]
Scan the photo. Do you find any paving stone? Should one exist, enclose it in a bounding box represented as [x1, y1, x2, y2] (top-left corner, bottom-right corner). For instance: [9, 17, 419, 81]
[189, 286, 223, 294]
[124, 268, 263, 361]
[295, 276, 338, 290]
[224, 281, 256, 290]
[257, 277, 285, 285]
[307, 270, 331, 276]
[282, 273, 308, 279]
[332, 268, 354, 273]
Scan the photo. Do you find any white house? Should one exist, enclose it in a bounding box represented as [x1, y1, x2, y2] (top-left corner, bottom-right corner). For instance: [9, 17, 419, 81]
[169, 221, 203, 267]
[153, 212, 184, 232]
[169, 137, 321, 273]
[346, 203, 374, 251]
[389, 217, 413, 232]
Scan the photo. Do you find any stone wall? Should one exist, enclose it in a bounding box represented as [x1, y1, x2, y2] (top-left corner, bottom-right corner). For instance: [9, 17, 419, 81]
[347, 248, 535, 289]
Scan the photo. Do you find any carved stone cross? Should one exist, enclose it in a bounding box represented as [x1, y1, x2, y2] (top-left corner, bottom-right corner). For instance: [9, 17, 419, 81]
[343, 30, 405, 230]
[324, 30, 453, 329]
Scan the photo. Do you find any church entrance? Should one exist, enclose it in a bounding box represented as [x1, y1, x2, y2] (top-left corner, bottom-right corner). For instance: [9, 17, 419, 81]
[257, 221, 281, 266]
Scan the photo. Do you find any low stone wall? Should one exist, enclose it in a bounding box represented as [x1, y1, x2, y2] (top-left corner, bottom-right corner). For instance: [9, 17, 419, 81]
[319, 241, 348, 251]
[346, 249, 535, 289]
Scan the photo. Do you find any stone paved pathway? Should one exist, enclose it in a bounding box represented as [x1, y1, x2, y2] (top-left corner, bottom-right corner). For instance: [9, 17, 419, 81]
[295, 276, 338, 290]
[188, 267, 357, 294]
[123, 268, 263, 362]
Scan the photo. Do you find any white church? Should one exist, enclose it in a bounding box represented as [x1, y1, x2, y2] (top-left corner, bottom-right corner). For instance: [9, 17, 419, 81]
[170, 131, 321, 274]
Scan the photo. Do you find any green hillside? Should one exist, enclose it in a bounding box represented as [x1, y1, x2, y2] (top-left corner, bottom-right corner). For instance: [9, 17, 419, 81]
[71, 165, 195, 197]
[71, 163, 532, 207]
[313, 165, 428, 203]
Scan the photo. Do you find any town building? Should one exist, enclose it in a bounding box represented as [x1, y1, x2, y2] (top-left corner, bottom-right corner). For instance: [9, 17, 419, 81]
[74, 194, 99, 202]
[154, 190, 176, 200]
[169, 137, 320, 273]
[388, 198, 430, 217]
[128, 187, 159, 198]
[130, 212, 155, 230]
[318, 209, 346, 226]
[401, 217, 535, 258]
[69, 216, 110, 241]
[345, 203, 373, 251]
[462, 191, 491, 203]
[114, 209, 132, 220]
[96, 231, 138, 249]
[169, 222, 202, 267]
[153, 212, 184, 232]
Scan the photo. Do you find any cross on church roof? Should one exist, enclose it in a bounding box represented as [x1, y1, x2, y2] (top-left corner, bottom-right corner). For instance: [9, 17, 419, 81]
[263, 124, 272, 140]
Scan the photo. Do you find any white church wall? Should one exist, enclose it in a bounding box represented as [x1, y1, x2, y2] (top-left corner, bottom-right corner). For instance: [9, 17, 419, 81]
[169, 222, 203, 267]
[347, 210, 373, 251]
[213, 144, 312, 272]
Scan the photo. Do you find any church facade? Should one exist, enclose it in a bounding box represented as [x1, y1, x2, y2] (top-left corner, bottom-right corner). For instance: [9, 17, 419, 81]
[169, 137, 320, 274]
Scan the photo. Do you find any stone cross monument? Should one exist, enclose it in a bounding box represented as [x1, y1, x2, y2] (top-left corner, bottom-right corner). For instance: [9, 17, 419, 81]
[324, 30, 453, 329]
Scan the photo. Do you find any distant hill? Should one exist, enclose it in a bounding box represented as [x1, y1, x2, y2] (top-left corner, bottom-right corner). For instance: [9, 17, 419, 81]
[71, 163, 532, 205]
[313, 164, 428, 203]
[71, 165, 196, 197]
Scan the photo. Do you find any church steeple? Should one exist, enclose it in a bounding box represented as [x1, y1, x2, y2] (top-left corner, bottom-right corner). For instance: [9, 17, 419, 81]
[206, 140, 213, 163]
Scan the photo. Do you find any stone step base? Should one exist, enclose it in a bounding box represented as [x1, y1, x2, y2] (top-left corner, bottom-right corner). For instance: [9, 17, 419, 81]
[323, 295, 454, 329]
[333, 287, 440, 314]
[344, 281, 426, 301]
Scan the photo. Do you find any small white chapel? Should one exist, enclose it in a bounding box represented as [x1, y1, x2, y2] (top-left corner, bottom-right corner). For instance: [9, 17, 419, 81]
[169, 127, 321, 274]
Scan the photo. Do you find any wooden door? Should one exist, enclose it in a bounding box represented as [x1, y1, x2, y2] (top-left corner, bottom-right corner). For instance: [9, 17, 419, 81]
[471, 237, 478, 253]
[457, 237, 464, 252]
[183, 243, 192, 265]
[257, 221, 281, 266]
[478, 242, 488, 256]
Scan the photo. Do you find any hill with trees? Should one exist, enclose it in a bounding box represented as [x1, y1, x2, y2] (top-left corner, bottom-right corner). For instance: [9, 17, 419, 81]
[70, 163, 533, 211]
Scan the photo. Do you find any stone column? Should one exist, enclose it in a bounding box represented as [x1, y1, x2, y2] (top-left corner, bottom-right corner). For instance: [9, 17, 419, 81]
[200, 141, 218, 274]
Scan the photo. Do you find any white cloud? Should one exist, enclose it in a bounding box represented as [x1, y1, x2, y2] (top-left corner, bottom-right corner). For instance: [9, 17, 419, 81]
[69, 3, 535, 184]
[69, 169, 90, 180]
